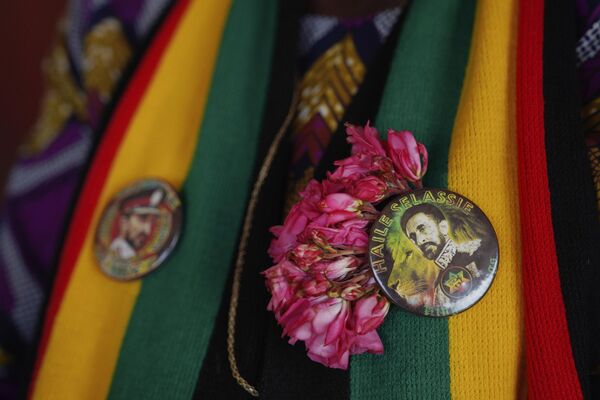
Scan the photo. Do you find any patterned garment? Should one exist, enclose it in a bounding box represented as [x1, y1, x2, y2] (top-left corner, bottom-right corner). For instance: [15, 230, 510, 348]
[575, 1, 600, 390]
[22, 1, 599, 398]
[577, 1, 600, 214]
[0, 0, 170, 398]
[286, 8, 402, 210]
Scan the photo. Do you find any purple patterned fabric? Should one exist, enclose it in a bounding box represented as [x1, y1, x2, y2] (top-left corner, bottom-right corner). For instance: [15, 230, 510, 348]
[0, 0, 170, 397]
[575, 3, 600, 395]
[577, 1, 600, 98]
[576, 1, 600, 211]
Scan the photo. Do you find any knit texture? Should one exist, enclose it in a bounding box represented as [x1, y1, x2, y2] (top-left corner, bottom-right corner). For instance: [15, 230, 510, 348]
[447, 0, 524, 398]
[253, 7, 403, 399]
[195, 2, 303, 398]
[30, 1, 235, 398]
[350, 1, 475, 399]
[30, 1, 190, 397]
[28, 0, 598, 398]
[544, 0, 600, 397]
[108, 1, 278, 398]
[517, 0, 584, 398]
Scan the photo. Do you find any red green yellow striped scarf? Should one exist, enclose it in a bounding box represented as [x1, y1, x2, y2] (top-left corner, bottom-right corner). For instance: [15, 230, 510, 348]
[29, 0, 596, 399]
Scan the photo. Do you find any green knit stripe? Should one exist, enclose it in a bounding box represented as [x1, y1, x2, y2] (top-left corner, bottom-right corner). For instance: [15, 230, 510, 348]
[351, 1, 476, 399]
[108, 1, 278, 398]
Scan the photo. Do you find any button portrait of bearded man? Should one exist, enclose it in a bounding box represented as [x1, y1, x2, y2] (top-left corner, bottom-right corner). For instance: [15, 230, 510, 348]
[389, 202, 492, 310]
[109, 188, 164, 259]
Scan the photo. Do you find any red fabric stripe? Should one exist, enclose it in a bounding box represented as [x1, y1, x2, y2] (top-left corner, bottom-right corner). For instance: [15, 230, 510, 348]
[28, 0, 190, 395]
[516, 0, 583, 398]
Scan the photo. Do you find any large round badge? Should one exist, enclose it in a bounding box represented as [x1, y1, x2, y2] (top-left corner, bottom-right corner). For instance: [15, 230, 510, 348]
[95, 179, 182, 280]
[368, 188, 499, 317]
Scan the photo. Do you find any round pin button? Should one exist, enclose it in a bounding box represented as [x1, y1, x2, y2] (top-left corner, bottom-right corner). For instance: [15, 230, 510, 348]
[368, 188, 499, 317]
[94, 178, 182, 280]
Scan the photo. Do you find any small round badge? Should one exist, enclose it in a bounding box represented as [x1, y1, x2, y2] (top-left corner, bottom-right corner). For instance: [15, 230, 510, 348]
[368, 188, 499, 317]
[94, 178, 182, 280]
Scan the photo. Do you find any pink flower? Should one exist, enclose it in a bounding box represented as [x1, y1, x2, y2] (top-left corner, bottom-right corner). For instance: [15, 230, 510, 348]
[263, 260, 306, 316]
[349, 175, 388, 203]
[319, 193, 362, 213]
[312, 256, 360, 281]
[307, 319, 384, 369]
[263, 122, 432, 369]
[309, 219, 369, 249]
[299, 179, 323, 203]
[340, 283, 365, 301]
[298, 180, 325, 218]
[329, 153, 389, 182]
[339, 218, 370, 230]
[307, 334, 350, 369]
[371, 155, 394, 173]
[321, 179, 346, 195]
[345, 122, 386, 156]
[349, 329, 384, 355]
[280, 297, 347, 343]
[301, 274, 330, 296]
[387, 129, 428, 183]
[290, 244, 323, 269]
[352, 294, 390, 334]
[295, 297, 352, 369]
[318, 193, 364, 225]
[268, 203, 310, 262]
[313, 298, 349, 346]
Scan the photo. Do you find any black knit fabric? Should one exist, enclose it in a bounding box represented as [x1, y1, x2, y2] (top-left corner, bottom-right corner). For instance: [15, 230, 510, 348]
[257, 10, 406, 400]
[543, 1, 600, 398]
[194, 1, 302, 398]
[195, 1, 407, 398]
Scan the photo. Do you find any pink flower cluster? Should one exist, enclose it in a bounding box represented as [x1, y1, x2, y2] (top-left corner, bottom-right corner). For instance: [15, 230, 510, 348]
[263, 122, 428, 369]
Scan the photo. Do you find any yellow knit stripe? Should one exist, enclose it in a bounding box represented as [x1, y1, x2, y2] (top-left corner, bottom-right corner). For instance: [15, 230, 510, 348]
[448, 0, 524, 399]
[32, 2, 232, 399]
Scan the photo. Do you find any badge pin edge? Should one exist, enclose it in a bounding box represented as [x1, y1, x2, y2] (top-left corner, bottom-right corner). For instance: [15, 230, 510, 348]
[367, 187, 500, 318]
[94, 177, 183, 281]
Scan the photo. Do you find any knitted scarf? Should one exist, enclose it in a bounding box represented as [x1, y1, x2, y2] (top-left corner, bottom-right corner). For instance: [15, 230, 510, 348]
[28, 0, 599, 399]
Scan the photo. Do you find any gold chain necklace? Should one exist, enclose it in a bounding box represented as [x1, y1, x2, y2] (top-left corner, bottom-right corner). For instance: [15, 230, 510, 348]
[227, 87, 299, 397]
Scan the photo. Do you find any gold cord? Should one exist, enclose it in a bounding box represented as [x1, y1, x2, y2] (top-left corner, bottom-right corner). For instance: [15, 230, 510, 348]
[227, 87, 299, 397]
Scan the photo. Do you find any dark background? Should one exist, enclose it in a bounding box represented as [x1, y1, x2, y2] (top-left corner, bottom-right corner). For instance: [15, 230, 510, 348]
[0, 0, 67, 204]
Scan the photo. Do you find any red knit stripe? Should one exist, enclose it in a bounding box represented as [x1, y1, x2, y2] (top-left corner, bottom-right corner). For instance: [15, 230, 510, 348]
[28, 0, 190, 394]
[517, 0, 583, 398]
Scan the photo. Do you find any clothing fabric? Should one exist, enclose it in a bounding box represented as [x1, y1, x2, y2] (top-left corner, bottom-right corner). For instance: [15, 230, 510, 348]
[0, 1, 169, 398]
[577, 1, 600, 216]
[287, 9, 401, 212]
[29, 1, 238, 398]
[576, 2, 600, 395]
[7, 0, 599, 399]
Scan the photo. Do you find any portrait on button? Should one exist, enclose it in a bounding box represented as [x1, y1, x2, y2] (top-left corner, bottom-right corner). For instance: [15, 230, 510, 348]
[368, 189, 498, 317]
[110, 189, 164, 259]
[95, 179, 182, 280]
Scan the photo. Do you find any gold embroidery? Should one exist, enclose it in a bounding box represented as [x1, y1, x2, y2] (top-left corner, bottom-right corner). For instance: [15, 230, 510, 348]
[582, 99, 600, 216]
[83, 18, 132, 101]
[293, 34, 366, 134]
[23, 37, 87, 155]
[581, 96, 600, 132]
[22, 18, 131, 156]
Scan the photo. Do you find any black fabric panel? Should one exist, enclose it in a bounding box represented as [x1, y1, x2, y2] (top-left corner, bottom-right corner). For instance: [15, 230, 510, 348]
[543, 1, 600, 398]
[257, 9, 407, 400]
[0, 313, 27, 398]
[196, 2, 410, 398]
[194, 1, 303, 399]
